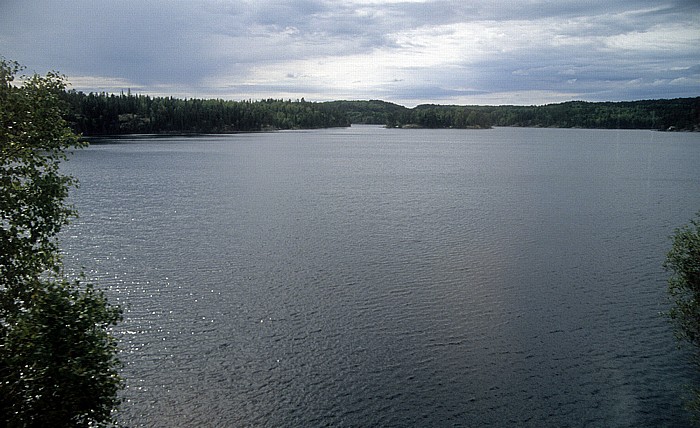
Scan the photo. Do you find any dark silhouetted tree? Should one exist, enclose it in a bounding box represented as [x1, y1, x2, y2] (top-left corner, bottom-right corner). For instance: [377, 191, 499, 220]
[1, 59, 122, 427]
[665, 212, 700, 421]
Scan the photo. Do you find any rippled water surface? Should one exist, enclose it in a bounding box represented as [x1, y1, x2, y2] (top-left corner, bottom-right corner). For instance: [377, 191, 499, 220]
[61, 126, 700, 426]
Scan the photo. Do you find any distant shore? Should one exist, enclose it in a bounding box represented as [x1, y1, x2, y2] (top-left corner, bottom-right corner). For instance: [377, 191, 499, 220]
[64, 92, 700, 136]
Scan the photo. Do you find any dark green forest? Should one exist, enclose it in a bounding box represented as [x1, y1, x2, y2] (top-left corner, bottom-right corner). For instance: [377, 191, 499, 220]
[322, 98, 700, 131]
[61, 91, 699, 135]
[62, 91, 350, 135]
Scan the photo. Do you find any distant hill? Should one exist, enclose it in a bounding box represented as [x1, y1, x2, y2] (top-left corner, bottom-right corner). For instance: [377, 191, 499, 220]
[350, 97, 700, 131]
[323, 98, 700, 131]
[478, 98, 700, 131]
[62, 92, 350, 135]
[318, 100, 410, 125]
[63, 91, 699, 135]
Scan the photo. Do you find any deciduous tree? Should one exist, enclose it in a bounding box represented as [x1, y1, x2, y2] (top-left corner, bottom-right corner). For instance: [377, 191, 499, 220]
[665, 212, 700, 420]
[1, 59, 122, 427]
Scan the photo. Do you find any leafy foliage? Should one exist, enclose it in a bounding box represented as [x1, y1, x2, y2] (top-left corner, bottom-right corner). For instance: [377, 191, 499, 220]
[665, 213, 700, 419]
[1, 59, 122, 427]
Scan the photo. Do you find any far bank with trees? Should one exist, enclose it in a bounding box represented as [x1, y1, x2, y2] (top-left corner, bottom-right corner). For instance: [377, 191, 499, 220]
[61, 92, 700, 136]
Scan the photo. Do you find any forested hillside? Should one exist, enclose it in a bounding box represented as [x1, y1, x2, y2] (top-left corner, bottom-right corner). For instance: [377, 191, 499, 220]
[324, 98, 699, 131]
[482, 98, 700, 130]
[62, 91, 699, 135]
[62, 91, 350, 135]
[318, 100, 410, 125]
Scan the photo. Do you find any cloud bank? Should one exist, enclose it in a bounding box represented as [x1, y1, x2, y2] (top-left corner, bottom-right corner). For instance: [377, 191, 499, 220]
[1, 0, 698, 105]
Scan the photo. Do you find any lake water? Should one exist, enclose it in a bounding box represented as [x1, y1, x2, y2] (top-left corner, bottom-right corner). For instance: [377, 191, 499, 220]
[61, 126, 700, 427]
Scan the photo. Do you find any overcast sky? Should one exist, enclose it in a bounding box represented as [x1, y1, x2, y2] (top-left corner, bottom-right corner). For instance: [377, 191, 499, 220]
[1, 0, 698, 106]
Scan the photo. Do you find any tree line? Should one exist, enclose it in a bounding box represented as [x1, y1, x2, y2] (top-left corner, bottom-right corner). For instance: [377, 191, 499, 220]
[62, 92, 699, 136]
[481, 98, 700, 130]
[322, 98, 700, 131]
[62, 91, 350, 135]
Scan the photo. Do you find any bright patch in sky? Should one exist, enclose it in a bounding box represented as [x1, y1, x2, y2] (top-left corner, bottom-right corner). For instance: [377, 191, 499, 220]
[1, 0, 698, 105]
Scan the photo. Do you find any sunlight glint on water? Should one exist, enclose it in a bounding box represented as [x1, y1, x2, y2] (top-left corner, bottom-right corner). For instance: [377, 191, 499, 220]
[61, 126, 700, 427]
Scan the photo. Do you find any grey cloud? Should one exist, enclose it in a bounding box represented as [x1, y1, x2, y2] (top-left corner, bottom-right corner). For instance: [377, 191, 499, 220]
[1, 0, 218, 84]
[388, 84, 487, 101]
[366, 0, 691, 28]
[1, 0, 698, 104]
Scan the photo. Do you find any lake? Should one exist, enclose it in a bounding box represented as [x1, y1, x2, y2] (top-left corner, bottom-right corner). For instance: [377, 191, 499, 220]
[61, 126, 700, 427]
